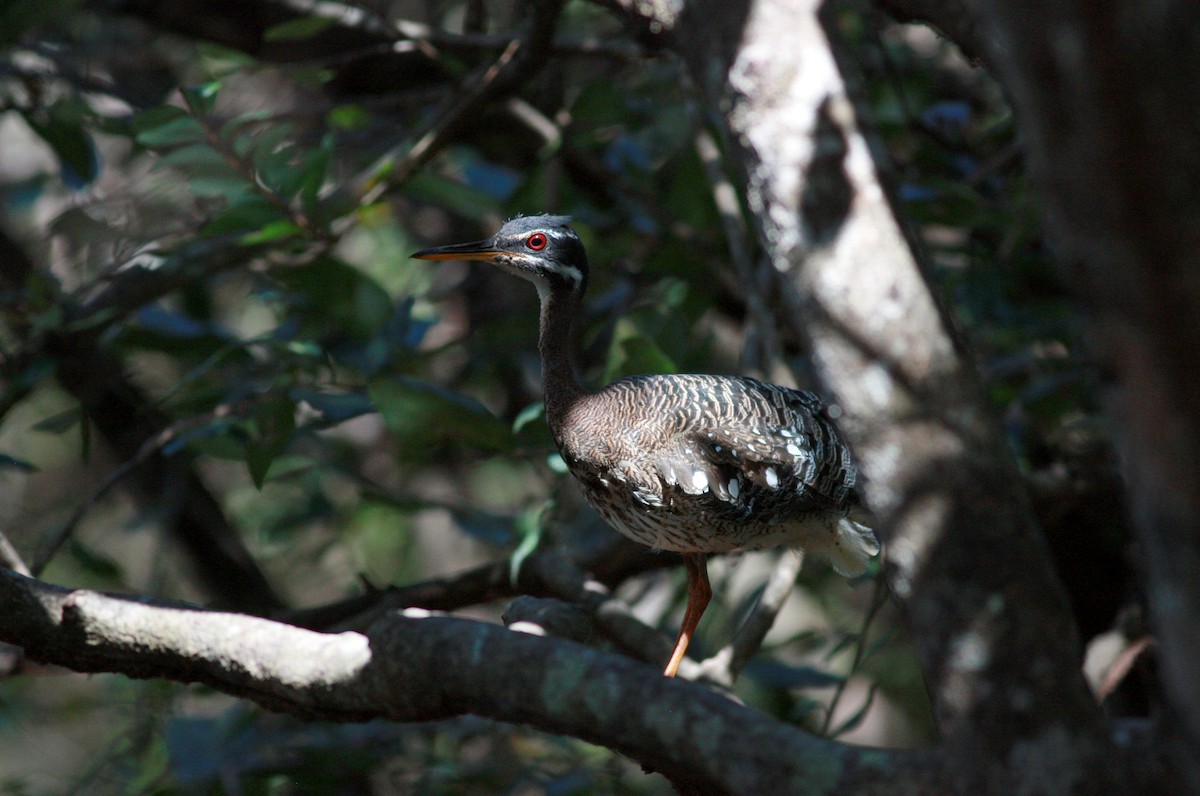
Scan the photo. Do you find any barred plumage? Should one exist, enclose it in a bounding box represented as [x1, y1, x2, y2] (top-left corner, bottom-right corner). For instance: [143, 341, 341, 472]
[557, 374, 874, 574]
[413, 215, 878, 677]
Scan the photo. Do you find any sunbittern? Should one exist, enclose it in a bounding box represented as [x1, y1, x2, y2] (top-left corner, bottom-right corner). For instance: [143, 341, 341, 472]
[413, 215, 877, 677]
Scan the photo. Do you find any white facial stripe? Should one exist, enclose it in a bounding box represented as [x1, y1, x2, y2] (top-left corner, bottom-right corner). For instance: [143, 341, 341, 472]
[508, 255, 582, 283]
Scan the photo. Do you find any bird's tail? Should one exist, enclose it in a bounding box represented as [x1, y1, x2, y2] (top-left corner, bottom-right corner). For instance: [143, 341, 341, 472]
[826, 511, 880, 577]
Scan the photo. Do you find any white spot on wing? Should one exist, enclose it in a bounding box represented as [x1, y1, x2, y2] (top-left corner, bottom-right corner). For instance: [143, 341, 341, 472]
[786, 443, 801, 456]
[692, 470, 709, 491]
[765, 467, 779, 488]
[728, 478, 740, 498]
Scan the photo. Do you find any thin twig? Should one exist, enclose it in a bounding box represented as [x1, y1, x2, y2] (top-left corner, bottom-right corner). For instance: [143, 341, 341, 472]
[280, 537, 689, 673]
[692, 125, 785, 379]
[0, 532, 32, 676]
[337, 0, 566, 208]
[349, 38, 521, 208]
[733, 554, 805, 663]
[821, 572, 889, 736]
[523, 549, 682, 672]
[0, 528, 32, 577]
[696, 550, 805, 686]
[31, 399, 258, 575]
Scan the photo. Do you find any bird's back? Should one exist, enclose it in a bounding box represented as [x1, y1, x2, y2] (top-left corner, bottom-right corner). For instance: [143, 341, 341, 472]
[551, 374, 878, 574]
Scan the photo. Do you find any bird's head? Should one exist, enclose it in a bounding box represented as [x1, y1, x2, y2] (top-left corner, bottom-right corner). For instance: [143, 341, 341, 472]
[411, 215, 588, 301]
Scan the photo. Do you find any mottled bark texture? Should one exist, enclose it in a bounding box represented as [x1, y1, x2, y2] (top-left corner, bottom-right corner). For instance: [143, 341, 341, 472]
[0, 568, 952, 794]
[655, 0, 1126, 792]
[978, 2, 1200, 791]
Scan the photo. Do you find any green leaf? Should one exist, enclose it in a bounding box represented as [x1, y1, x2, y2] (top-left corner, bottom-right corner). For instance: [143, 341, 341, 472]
[368, 377, 512, 456]
[263, 15, 337, 41]
[188, 173, 252, 200]
[203, 195, 287, 236]
[196, 42, 257, 72]
[509, 501, 550, 585]
[248, 123, 295, 162]
[0, 454, 37, 473]
[745, 660, 846, 689]
[240, 219, 303, 244]
[512, 402, 545, 434]
[296, 138, 331, 210]
[67, 538, 121, 579]
[603, 318, 677, 383]
[9, 356, 56, 394]
[33, 407, 81, 434]
[219, 109, 276, 139]
[181, 81, 221, 116]
[22, 107, 98, 187]
[136, 117, 206, 148]
[289, 388, 373, 424]
[166, 418, 245, 459]
[259, 137, 329, 204]
[246, 397, 296, 488]
[329, 104, 371, 132]
[825, 631, 864, 660]
[406, 170, 500, 222]
[131, 106, 188, 134]
[255, 141, 300, 194]
[272, 255, 393, 340]
[155, 143, 232, 173]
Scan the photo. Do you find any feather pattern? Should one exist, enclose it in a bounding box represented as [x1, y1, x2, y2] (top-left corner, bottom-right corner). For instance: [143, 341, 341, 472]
[553, 373, 878, 573]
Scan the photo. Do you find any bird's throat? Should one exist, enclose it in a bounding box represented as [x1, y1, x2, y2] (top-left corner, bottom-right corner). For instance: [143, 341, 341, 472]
[538, 287, 586, 435]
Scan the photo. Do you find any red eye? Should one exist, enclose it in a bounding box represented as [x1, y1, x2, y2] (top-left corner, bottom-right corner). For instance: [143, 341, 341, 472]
[527, 232, 548, 250]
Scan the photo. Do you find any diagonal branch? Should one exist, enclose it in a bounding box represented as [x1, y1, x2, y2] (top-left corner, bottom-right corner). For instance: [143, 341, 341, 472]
[339, 0, 567, 207]
[696, 550, 806, 686]
[0, 566, 953, 793]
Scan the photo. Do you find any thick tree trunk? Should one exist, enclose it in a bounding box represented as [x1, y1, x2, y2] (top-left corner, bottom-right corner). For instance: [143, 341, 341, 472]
[979, 2, 1200, 792]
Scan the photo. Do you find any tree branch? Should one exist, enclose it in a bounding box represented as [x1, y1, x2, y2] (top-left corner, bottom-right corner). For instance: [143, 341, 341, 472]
[871, 0, 996, 67]
[278, 536, 667, 630]
[341, 0, 567, 205]
[0, 566, 954, 793]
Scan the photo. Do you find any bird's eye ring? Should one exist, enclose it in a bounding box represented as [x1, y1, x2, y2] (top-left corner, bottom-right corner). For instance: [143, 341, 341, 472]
[527, 232, 548, 250]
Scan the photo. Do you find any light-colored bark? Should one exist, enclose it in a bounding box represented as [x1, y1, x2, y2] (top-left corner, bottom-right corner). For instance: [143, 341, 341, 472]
[0, 567, 950, 794]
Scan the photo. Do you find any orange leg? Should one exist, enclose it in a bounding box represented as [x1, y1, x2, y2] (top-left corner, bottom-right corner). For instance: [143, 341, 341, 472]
[664, 552, 711, 677]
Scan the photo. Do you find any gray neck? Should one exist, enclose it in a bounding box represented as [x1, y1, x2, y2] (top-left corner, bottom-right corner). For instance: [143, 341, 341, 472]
[537, 284, 586, 438]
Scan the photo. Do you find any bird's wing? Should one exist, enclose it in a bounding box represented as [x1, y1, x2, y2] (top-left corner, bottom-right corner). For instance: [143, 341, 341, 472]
[646, 377, 856, 510]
